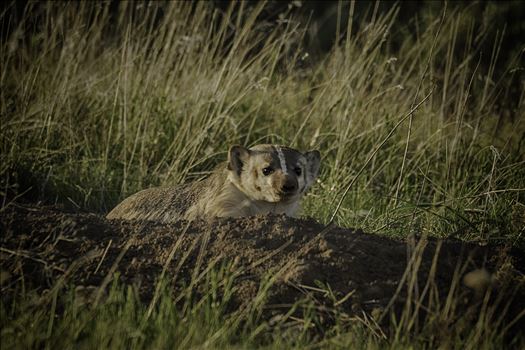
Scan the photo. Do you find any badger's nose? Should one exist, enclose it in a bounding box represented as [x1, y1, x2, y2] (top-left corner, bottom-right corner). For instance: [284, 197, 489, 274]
[281, 179, 297, 194]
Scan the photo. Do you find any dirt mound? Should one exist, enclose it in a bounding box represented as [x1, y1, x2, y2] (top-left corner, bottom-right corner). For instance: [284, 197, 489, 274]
[1, 204, 524, 330]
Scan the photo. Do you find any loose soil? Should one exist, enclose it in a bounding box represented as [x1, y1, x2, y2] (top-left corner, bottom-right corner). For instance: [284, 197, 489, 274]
[1, 203, 524, 334]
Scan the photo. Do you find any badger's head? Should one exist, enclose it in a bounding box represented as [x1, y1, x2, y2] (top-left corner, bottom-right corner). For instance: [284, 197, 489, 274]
[227, 144, 321, 203]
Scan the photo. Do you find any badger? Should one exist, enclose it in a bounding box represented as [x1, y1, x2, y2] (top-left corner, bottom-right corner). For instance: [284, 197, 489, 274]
[106, 144, 321, 223]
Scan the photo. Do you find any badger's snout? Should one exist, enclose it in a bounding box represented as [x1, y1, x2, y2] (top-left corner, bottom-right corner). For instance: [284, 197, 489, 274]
[279, 176, 298, 196]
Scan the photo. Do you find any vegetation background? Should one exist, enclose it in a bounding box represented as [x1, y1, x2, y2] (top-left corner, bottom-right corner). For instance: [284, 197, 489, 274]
[1, 1, 524, 348]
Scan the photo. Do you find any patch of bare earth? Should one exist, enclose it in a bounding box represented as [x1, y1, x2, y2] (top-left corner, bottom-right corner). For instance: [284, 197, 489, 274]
[1, 204, 524, 334]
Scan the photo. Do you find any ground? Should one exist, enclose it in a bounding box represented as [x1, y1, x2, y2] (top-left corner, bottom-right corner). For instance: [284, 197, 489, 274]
[1, 203, 524, 339]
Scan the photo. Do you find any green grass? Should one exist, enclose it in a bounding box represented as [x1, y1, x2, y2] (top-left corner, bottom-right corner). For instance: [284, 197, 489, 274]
[2, 261, 521, 349]
[1, 1, 524, 348]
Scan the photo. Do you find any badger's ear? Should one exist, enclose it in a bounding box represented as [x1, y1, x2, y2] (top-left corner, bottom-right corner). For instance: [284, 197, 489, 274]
[228, 145, 251, 176]
[304, 150, 321, 188]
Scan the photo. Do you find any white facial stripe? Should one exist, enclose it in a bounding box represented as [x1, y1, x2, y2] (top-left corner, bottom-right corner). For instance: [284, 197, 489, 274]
[276, 146, 288, 174]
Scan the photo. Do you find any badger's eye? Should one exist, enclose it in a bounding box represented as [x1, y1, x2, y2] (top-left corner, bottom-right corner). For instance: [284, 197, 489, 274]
[262, 167, 274, 176]
[294, 167, 302, 176]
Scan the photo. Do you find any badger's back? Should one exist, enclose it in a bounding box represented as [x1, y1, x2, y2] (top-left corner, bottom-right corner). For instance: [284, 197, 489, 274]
[106, 184, 198, 223]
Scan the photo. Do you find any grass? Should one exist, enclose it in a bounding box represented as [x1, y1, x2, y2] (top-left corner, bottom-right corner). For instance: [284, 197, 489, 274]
[1, 1, 524, 348]
[1, 254, 522, 349]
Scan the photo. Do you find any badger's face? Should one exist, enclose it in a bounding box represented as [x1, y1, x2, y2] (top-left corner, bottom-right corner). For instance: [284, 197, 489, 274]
[227, 144, 321, 203]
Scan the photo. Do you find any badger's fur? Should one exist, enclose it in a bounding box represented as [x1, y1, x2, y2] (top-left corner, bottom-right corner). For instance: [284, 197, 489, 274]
[106, 144, 321, 223]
